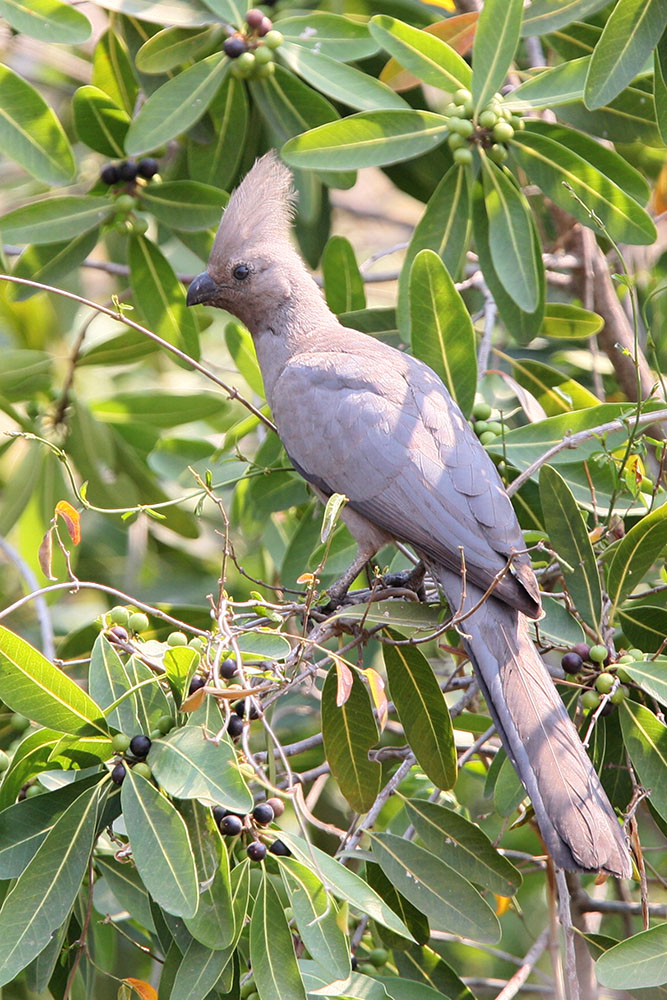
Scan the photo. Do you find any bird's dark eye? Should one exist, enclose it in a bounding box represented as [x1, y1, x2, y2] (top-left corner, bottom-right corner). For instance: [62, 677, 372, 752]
[232, 264, 250, 281]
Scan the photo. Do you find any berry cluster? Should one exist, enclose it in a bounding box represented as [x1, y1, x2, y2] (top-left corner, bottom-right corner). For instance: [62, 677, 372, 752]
[110, 731, 160, 784]
[223, 9, 283, 80]
[444, 88, 524, 168]
[101, 158, 159, 186]
[470, 401, 504, 446]
[560, 642, 639, 714]
[212, 798, 289, 862]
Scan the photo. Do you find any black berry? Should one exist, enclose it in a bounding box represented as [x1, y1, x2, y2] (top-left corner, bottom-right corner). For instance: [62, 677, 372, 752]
[101, 164, 119, 185]
[257, 16, 272, 36]
[561, 652, 583, 675]
[265, 796, 285, 818]
[247, 841, 267, 861]
[228, 715, 244, 739]
[224, 36, 248, 58]
[107, 625, 129, 644]
[234, 699, 259, 719]
[572, 642, 591, 661]
[245, 8, 264, 28]
[252, 803, 274, 825]
[269, 839, 291, 856]
[117, 160, 138, 182]
[129, 735, 151, 759]
[111, 762, 127, 785]
[220, 814, 243, 836]
[212, 805, 228, 824]
[188, 675, 207, 695]
[220, 657, 238, 679]
[137, 157, 159, 179]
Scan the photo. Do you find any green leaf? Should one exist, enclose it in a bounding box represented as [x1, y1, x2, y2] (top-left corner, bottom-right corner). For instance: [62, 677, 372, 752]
[0, 0, 91, 42]
[507, 57, 588, 110]
[394, 945, 475, 1000]
[11, 229, 99, 301]
[182, 800, 234, 949]
[300, 964, 387, 1000]
[148, 725, 253, 813]
[620, 700, 667, 821]
[92, 391, 221, 426]
[365, 863, 430, 947]
[88, 634, 140, 734]
[129, 235, 200, 360]
[607, 502, 667, 618]
[585, 0, 667, 109]
[596, 924, 667, 990]
[369, 15, 472, 92]
[121, 768, 199, 917]
[0, 65, 75, 185]
[278, 42, 407, 112]
[409, 249, 476, 419]
[398, 164, 470, 339]
[250, 873, 307, 1000]
[122, 655, 172, 732]
[0, 729, 59, 810]
[383, 636, 456, 790]
[278, 857, 351, 980]
[540, 465, 602, 632]
[540, 302, 604, 339]
[0, 196, 110, 245]
[163, 646, 199, 706]
[321, 666, 381, 813]
[618, 659, 667, 709]
[225, 322, 264, 397]
[472, 0, 522, 114]
[0, 782, 104, 986]
[655, 29, 667, 145]
[403, 798, 522, 897]
[511, 126, 657, 246]
[96, 856, 155, 931]
[481, 156, 540, 312]
[235, 629, 292, 660]
[277, 832, 412, 939]
[558, 77, 660, 145]
[522, 0, 610, 36]
[322, 236, 366, 314]
[0, 625, 106, 735]
[72, 85, 129, 158]
[617, 605, 667, 653]
[93, 28, 138, 115]
[87, 0, 219, 27]
[0, 349, 52, 399]
[136, 25, 218, 73]
[280, 14, 378, 61]
[187, 74, 248, 189]
[125, 51, 228, 156]
[283, 110, 449, 170]
[371, 833, 500, 943]
[140, 179, 227, 232]
[506, 357, 599, 415]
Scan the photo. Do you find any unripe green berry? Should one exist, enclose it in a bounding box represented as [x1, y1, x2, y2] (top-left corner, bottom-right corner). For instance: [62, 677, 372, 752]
[263, 29, 283, 49]
[112, 733, 132, 753]
[479, 431, 497, 445]
[109, 606, 130, 626]
[488, 143, 508, 165]
[595, 672, 615, 694]
[368, 948, 389, 967]
[254, 45, 274, 65]
[133, 762, 152, 779]
[479, 110, 497, 129]
[627, 648, 644, 660]
[128, 612, 150, 634]
[453, 146, 473, 166]
[167, 631, 188, 647]
[158, 715, 175, 734]
[254, 60, 275, 78]
[114, 194, 137, 215]
[188, 637, 204, 650]
[474, 421, 489, 435]
[0, 750, 9, 772]
[610, 684, 629, 704]
[26, 784, 43, 797]
[493, 121, 514, 143]
[451, 117, 474, 138]
[617, 654, 634, 663]
[240, 983, 257, 999]
[616, 666, 632, 683]
[454, 87, 472, 105]
[130, 216, 149, 236]
[589, 644, 609, 664]
[472, 401, 492, 421]
[359, 964, 377, 976]
[486, 421, 503, 435]
[582, 690, 601, 711]
[510, 115, 523, 129]
[238, 51, 255, 72]
[448, 133, 467, 151]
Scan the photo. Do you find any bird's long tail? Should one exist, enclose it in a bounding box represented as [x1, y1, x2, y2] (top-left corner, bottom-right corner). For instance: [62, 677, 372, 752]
[437, 568, 631, 876]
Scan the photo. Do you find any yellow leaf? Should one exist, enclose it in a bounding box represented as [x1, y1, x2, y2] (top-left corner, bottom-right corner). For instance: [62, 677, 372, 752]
[124, 980, 158, 1000]
[296, 572, 315, 585]
[361, 667, 388, 731]
[55, 499, 81, 544]
[495, 895, 511, 916]
[334, 657, 353, 706]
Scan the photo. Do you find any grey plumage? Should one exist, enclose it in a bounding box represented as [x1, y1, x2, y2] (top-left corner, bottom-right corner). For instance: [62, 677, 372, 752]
[187, 152, 631, 877]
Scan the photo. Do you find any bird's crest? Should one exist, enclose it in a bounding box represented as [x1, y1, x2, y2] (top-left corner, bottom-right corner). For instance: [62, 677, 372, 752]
[209, 151, 297, 270]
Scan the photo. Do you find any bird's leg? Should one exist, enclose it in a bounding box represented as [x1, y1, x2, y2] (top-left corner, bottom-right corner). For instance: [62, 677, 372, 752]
[379, 561, 427, 600]
[323, 545, 378, 610]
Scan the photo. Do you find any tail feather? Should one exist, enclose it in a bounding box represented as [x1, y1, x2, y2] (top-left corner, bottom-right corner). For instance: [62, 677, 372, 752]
[437, 567, 631, 877]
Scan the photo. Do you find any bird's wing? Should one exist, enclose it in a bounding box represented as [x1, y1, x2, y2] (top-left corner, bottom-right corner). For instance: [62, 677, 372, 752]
[270, 338, 539, 614]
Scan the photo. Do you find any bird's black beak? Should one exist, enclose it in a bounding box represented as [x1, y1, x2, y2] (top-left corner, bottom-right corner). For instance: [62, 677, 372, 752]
[186, 271, 219, 307]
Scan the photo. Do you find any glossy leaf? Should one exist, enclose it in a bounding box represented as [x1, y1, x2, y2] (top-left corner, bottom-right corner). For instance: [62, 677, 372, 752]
[88, 634, 140, 734]
[0, 0, 91, 42]
[136, 25, 217, 73]
[369, 16, 472, 92]
[283, 110, 449, 170]
[279, 13, 379, 62]
[620, 701, 667, 821]
[617, 605, 667, 653]
[398, 163, 469, 336]
[618, 659, 667, 709]
[321, 665, 381, 813]
[125, 52, 228, 155]
[11, 229, 99, 301]
[121, 768, 199, 918]
[96, 855, 155, 930]
[472, 0, 522, 113]
[607, 502, 667, 618]
[540, 303, 604, 339]
[380, 13, 477, 92]
[322, 235, 366, 314]
[129, 235, 200, 360]
[365, 862, 430, 947]
[0, 782, 103, 986]
[163, 646, 199, 706]
[404, 798, 522, 896]
[235, 629, 291, 659]
[72, 85, 129, 157]
[0, 66, 75, 185]
[522, 0, 610, 36]
[89, 0, 219, 26]
[481, 155, 540, 312]
[92, 391, 220, 426]
[225, 321, 264, 397]
[507, 57, 588, 110]
[505, 356, 599, 415]
[409, 249, 476, 419]
[278, 41, 407, 112]
[371, 833, 500, 943]
[250, 873, 307, 1000]
[122, 655, 172, 732]
[383, 632, 456, 789]
[139, 180, 227, 232]
[0, 625, 106, 734]
[0, 729, 60, 810]
[584, 0, 667, 109]
[0, 196, 110, 245]
[511, 126, 657, 246]
[596, 924, 667, 989]
[188, 74, 248, 189]
[182, 801, 234, 949]
[655, 30, 667, 145]
[148, 725, 252, 812]
[0, 350, 52, 399]
[93, 28, 138, 114]
[558, 77, 660, 145]
[278, 857, 351, 980]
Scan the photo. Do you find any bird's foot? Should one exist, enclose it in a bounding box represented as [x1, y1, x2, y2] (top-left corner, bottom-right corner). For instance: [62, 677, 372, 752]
[379, 562, 427, 601]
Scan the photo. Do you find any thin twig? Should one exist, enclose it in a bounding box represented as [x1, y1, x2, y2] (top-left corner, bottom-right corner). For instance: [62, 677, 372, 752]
[491, 927, 551, 1000]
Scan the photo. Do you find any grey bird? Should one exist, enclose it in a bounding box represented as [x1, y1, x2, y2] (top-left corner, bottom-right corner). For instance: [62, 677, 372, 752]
[187, 153, 631, 877]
